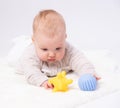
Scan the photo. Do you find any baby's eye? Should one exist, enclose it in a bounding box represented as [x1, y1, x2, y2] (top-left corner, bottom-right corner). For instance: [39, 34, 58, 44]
[42, 48, 48, 51]
[56, 47, 61, 51]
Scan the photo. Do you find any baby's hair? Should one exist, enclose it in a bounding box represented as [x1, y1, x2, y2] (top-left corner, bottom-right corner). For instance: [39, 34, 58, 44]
[33, 9, 66, 37]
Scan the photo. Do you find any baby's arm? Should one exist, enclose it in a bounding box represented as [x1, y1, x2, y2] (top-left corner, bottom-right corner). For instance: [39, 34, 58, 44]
[68, 45, 100, 80]
[17, 44, 49, 87]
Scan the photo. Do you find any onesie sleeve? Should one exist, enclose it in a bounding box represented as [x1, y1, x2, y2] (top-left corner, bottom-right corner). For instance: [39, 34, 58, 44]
[66, 43, 96, 76]
[17, 44, 48, 86]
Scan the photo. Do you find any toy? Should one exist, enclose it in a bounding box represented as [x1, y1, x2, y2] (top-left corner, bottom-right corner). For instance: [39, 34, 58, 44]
[48, 71, 73, 92]
[78, 74, 97, 91]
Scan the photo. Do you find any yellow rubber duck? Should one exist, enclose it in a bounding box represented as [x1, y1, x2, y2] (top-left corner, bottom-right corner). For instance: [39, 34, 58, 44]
[48, 71, 73, 92]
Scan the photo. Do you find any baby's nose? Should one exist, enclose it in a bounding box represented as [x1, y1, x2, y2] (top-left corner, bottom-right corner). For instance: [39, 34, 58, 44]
[49, 51, 55, 57]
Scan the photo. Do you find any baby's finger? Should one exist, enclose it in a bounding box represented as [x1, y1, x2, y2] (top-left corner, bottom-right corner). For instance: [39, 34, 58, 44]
[47, 83, 53, 88]
[93, 74, 101, 80]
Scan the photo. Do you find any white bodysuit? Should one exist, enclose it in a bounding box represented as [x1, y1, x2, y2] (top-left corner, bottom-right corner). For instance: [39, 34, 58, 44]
[17, 42, 95, 86]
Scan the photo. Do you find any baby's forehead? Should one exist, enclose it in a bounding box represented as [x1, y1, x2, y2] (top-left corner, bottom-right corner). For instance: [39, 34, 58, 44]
[36, 29, 65, 38]
[37, 36, 65, 47]
[38, 42, 65, 49]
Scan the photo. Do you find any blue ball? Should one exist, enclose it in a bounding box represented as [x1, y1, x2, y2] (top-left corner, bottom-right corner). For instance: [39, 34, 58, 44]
[78, 74, 97, 91]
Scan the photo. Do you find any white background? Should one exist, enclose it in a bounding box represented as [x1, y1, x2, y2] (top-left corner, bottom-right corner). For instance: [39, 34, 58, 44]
[0, 0, 120, 60]
[0, 1, 120, 108]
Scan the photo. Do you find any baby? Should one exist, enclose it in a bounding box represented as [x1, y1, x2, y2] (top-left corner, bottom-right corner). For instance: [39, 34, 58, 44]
[18, 9, 100, 89]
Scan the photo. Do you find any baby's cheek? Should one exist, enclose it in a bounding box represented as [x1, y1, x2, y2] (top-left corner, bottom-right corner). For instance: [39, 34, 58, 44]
[57, 52, 65, 60]
[36, 52, 45, 60]
[39, 55, 46, 61]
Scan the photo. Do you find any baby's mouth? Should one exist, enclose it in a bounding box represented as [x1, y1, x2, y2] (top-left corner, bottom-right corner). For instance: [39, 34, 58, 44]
[48, 59, 56, 62]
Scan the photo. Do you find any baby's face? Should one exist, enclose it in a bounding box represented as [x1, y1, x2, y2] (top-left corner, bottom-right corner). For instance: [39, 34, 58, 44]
[33, 32, 66, 63]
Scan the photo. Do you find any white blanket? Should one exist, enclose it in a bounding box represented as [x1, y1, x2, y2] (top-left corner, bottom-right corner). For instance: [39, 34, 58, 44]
[0, 60, 120, 108]
[1, 35, 120, 108]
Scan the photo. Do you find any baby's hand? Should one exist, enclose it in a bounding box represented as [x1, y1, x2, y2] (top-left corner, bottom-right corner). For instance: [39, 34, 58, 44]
[41, 80, 54, 89]
[93, 73, 101, 80]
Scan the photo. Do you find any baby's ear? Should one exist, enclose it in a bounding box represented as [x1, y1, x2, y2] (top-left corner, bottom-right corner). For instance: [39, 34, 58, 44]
[31, 35, 35, 42]
[65, 34, 67, 38]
